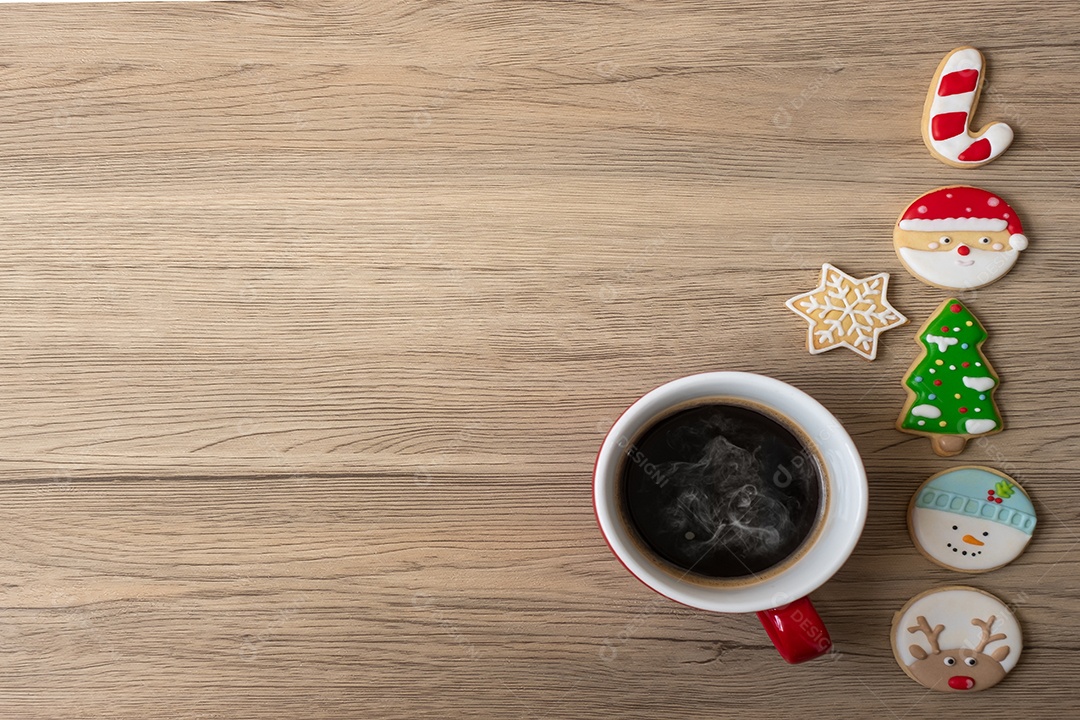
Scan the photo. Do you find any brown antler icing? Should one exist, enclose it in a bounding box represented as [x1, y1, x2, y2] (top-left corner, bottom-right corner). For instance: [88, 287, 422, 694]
[907, 615, 943, 654]
[971, 615, 1008, 653]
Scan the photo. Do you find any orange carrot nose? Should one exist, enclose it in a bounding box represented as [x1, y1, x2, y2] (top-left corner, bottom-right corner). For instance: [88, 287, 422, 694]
[962, 534, 985, 546]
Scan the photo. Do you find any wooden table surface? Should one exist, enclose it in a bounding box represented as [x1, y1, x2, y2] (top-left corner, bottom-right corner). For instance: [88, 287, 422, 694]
[2, 2, 1079, 718]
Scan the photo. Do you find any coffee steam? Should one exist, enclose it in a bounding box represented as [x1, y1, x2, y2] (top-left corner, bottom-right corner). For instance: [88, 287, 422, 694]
[621, 404, 822, 578]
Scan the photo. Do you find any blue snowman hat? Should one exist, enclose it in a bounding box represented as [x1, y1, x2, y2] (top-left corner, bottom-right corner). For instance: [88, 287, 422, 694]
[915, 467, 1036, 535]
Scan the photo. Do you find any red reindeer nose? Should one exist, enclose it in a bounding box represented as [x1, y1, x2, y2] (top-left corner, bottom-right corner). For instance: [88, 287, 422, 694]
[949, 676, 976, 690]
[957, 245, 971, 256]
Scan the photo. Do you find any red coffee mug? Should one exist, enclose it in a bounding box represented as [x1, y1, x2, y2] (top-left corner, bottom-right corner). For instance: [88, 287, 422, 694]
[593, 373, 867, 663]
[756, 597, 832, 663]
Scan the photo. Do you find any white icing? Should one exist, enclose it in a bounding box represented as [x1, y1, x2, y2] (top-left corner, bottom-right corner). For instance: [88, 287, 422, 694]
[1009, 233, 1028, 251]
[893, 588, 1022, 673]
[926, 47, 1014, 165]
[931, 91, 978, 115]
[898, 217, 1008, 232]
[931, 122, 1014, 165]
[912, 507, 1033, 572]
[965, 418, 997, 434]
[897, 245, 1019, 290]
[963, 376, 996, 392]
[911, 404, 942, 419]
[941, 47, 983, 75]
[924, 334, 958, 352]
[785, 264, 907, 361]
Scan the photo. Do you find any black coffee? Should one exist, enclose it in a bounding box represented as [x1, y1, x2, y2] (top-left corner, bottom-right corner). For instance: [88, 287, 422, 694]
[620, 403, 823, 579]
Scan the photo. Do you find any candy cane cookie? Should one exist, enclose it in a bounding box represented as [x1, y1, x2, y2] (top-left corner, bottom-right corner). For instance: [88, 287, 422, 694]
[922, 47, 1013, 168]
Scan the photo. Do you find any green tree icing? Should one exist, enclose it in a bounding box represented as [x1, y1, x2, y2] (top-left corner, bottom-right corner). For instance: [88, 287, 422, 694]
[900, 299, 1001, 436]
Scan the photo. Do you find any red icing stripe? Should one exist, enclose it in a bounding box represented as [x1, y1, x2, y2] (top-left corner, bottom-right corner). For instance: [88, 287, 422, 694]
[931, 111, 968, 141]
[938, 68, 980, 96]
[958, 138, 992, 162]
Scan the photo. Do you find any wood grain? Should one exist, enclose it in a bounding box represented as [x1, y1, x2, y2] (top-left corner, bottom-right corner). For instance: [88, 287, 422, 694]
[1, 1, 1079, 717]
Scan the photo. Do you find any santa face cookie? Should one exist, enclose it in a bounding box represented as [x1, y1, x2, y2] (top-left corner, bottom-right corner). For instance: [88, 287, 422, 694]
[894, 186, 1029, 290]
[909, 467, 1036, 573]
[892, 586, 1021, 692]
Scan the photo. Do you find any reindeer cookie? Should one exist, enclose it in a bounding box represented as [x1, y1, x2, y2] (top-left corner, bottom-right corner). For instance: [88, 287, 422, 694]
[892, 586, 1022, 692]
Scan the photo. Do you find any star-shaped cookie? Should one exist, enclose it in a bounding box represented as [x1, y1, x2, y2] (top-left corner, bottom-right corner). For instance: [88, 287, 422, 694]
[786, 263, 908, 361]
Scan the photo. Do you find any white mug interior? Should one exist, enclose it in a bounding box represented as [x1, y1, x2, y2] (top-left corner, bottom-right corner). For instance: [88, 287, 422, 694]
[594, 372, 868, 614]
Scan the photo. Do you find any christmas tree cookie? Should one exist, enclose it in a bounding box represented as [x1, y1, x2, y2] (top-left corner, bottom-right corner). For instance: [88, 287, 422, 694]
[897, 299, 1001, 457]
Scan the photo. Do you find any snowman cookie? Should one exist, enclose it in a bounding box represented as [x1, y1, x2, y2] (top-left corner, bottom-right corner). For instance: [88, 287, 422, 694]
[892, 586, 1022, 692]
[909, 467, 1036, 573]
[894, 186, 1029, 290]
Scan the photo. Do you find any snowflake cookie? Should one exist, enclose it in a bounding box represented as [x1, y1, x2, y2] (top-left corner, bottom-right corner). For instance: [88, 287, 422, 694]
[785, 263, 908, 361]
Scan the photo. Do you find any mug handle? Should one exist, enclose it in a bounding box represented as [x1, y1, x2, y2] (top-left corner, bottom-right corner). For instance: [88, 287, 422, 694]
[756, 596, 832, 664]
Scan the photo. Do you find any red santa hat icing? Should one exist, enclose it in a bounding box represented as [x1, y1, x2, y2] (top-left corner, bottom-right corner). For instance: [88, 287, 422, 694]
[897, 186, 1028, 250]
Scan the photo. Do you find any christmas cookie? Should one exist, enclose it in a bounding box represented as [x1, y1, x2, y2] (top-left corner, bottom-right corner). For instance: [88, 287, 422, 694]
[922, 47, 1014, 168]
[909, 467, 1036, 573]
[894, 186, 1029, 290]
[897, 298, 1001, 457]
[785, 263, 907, 361]
[892, 586, 1021, 692]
